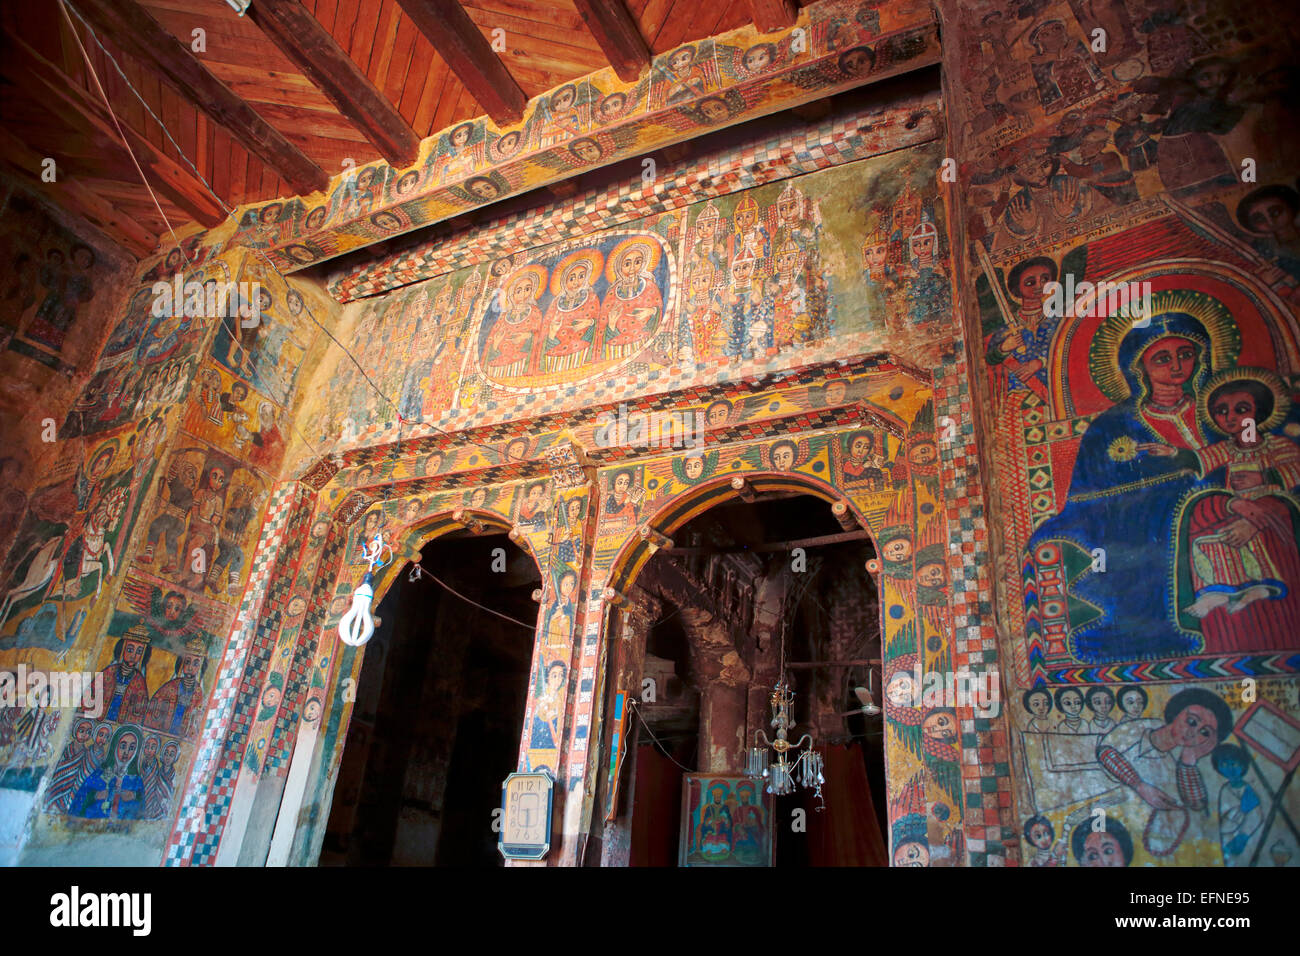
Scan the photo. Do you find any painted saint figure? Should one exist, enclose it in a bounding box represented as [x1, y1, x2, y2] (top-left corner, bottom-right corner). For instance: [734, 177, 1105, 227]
[145, 637, 207, 739]
[69, 725, 146, 821]
[1095, 688, 1232, 860]
[484, 268, 547, 379]
[596, 241, 662, 362]
[1143, 370, 1300, 651]
[543, 250, 603, 373]
[90, 625, 152, 725]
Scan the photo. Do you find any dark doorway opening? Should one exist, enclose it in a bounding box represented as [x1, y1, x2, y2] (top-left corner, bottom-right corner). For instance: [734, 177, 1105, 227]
[319, 530, 539, 866]
[599, 491, 888, 866]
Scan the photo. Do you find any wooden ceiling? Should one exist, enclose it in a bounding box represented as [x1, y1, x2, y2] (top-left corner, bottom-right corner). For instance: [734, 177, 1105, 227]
[0, 0, 811, 257]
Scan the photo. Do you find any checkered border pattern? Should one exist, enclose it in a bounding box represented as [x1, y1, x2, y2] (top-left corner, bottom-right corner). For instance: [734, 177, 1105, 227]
[310, 326, 909, 472]
[933, 339, 1017, 866]
[329, 100, 941, 302]
[163, 481, 307, 866]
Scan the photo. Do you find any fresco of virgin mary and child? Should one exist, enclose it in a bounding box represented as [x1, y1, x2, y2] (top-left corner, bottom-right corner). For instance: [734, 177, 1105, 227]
[1026, 290, 1300, 664]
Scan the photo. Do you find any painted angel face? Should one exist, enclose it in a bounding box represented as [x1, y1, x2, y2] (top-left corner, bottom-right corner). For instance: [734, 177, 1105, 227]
[700, 99, 728, 123]
[1015, 263, 1053, 300]
[468, 178, 499, 200]
[916, 562, 946, 588]
[572, 139, 602, 162]
[922, 710, 956, 743]
[882, 538, 912, 563]
[885, 671, 916, 708]
[684, 455, 705, 480]
[599, 94, 625, 120]
[743, 45, 772, 74]
[908, 440, 938, 467]
[162, 594, 186, 620]
[893, 841, 929, 867]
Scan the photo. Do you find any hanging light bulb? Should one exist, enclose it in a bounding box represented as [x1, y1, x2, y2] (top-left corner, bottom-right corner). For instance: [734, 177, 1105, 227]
[338, 532, 389, 647]
[338, 571, 376, 646]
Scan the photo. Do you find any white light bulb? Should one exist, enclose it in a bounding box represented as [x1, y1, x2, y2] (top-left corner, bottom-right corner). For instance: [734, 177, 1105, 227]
[338, 572, 376, 646]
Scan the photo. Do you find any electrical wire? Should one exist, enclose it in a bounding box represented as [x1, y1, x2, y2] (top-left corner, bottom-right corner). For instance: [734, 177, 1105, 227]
[406, 561, 537, 630]
[626, 698, 696, 775]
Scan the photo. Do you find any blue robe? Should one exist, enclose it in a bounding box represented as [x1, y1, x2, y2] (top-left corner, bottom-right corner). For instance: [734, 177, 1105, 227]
[69, 768, 145, 820]
[1027, 313, 1217, 664]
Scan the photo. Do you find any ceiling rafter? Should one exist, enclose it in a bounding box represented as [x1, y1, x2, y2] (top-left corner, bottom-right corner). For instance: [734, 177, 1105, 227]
[572, 0, 651, 82]
[247, 0, 421, 169]
[746, 0, 798, 33]
[66, 0, 329, 194]
[0, 31, 226, 227]
[393, 0, 528, 127]
[0, 126, 157, 255]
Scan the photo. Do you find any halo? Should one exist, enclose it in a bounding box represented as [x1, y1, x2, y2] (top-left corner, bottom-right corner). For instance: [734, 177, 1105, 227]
[1199, 366, 1292, 433]
[88, 437, 121, 469]
[501, 265, 548, 304]
[1087, 290, 1241, 404]
[605, 237, 662, 283]
[549, 248, 604, 295]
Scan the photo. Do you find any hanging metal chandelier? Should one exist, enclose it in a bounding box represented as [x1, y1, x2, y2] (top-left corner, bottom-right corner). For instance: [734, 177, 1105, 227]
[745, 676, 824, 801]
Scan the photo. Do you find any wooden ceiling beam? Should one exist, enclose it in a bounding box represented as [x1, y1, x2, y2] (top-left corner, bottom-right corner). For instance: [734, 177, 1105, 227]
[572, 0, 651, 82]
[247, 0, 421, 169]
[747, 0, 798, 33]
[0, 33, 227, 228]
[0, 125, 157, 257]
[67, 0, 329, 195]
[394, 0, 527, 127]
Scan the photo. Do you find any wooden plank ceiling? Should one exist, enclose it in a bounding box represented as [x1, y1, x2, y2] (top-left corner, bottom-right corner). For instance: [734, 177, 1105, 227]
[0, 0, 787, 258]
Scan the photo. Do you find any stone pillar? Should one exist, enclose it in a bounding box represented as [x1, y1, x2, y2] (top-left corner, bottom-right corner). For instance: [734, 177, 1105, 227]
[680, 605, 751, 774]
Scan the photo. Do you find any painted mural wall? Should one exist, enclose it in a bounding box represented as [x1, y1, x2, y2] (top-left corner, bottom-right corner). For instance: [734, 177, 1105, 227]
[291, 141, 953, 466]
[0, 183, 134, 571]
[0, 222, 335, 863]
[941, 0, 1300, 866]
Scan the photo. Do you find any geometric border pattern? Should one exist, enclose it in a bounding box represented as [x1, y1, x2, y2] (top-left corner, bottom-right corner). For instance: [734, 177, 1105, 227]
[163, 480, 303, 866]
